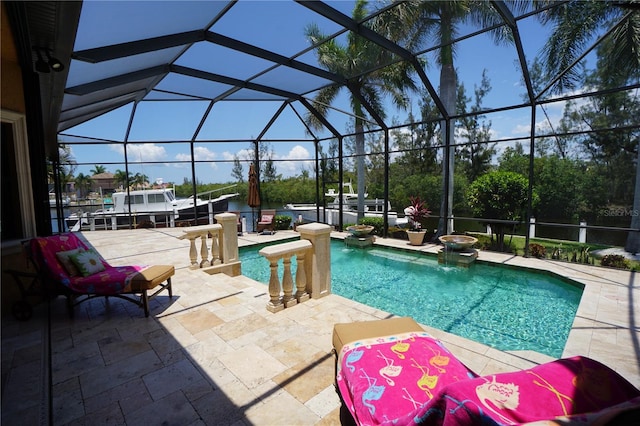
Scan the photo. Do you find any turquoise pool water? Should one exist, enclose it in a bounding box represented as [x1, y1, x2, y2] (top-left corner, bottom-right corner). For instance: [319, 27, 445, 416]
[240, 240, 583, 357]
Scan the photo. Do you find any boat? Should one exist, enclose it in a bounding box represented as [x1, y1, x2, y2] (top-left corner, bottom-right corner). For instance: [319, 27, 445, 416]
[65, 186, 238, 231]
[49, 192, 71, 207]
[284, 182, 408, 227]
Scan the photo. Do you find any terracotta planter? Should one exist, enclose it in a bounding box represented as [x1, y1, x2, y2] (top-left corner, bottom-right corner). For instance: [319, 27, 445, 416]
[406, 230, 427, 246]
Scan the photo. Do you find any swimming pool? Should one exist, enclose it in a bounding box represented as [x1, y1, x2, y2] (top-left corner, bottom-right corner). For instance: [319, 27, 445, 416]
[239, 239, 583, 357]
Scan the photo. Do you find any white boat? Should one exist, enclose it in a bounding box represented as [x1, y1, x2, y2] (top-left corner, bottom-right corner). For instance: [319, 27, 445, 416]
[49, 192, 70, 207]
[285, 182, 408, 227]
[65, 186, 238, 231]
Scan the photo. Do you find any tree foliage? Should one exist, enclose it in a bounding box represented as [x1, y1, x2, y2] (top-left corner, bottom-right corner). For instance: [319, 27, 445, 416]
[231, 155, 244, 183]
[90, 165, 107, 175]
[113, 169, 131, 190]
[305, 0, 415, 221]
[74, 173, 93, 198]
[456, 70, 496, 181]
[467, 171, 535, 251]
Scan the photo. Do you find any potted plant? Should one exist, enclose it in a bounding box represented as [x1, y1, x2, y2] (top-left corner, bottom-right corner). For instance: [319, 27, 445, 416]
[274, 215, 292, 231]
[404, 196, 431, 245]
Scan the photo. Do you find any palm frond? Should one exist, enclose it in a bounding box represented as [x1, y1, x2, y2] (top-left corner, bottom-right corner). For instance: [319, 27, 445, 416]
[304, 85, 342, 131]
[540, 0, 617, 92]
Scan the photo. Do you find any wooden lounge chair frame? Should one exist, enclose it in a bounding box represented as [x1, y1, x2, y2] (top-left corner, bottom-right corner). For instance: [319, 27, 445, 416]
[256, 209, 276, 233]
[27, 233, 174, 318]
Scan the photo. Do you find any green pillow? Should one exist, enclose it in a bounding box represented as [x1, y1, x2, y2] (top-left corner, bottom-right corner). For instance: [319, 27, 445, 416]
[69, 249, 106, 277]
[55, 248, 84, 276]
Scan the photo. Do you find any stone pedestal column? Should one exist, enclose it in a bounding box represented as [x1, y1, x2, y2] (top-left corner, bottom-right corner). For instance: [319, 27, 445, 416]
[297, 223, 332, 298]
[215, 212, 239, 263]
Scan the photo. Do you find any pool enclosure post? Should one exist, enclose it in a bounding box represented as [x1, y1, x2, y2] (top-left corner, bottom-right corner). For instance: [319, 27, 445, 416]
[297, 223, 332, 298]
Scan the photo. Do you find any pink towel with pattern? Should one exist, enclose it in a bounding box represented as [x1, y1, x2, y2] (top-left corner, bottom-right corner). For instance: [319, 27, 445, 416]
[31, 233, 145, 295]
[337, 334, 640, 425]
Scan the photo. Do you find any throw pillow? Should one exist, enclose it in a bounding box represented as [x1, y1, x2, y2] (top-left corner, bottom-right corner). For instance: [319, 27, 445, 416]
[69, 249, 106, 277]
[260, 215, 273, 223]
[55, 248, 84, 276]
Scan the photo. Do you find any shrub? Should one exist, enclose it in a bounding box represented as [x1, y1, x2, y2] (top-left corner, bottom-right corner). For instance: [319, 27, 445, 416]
[528, 243, 546, 258]
[274, 215, 291, 230]
[358, 217, 384, 236]
[467, 171, 536, 252]
[600, 254, 630, 269]
[571, 246, 592, 264]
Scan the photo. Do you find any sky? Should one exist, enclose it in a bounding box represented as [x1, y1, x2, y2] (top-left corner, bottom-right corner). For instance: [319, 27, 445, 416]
[58, 1, 601, 187]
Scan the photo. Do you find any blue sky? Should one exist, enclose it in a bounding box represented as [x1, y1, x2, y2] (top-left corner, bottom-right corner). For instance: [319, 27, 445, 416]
[59, 1, 598, 187]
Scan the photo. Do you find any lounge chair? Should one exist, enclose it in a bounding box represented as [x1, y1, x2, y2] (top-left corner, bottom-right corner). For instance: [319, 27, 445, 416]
[28, 233, 174, 317]
[256, 209, 276, 234]
[332, 317, 640, 425]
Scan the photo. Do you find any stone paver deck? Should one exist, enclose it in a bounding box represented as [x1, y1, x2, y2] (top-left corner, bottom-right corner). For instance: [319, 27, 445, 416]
[2, 228, 638, 425]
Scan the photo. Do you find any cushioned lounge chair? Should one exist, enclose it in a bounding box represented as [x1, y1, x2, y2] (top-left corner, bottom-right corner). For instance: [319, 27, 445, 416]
[332, 317, 640, 425]
[29, 233, 174, 317]
[256, 209, 276, 234]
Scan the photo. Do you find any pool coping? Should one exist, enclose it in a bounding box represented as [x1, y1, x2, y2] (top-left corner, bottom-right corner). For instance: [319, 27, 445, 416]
[244, 234, 583, 358]
[238, 230, 639, 386]
[326, 232, 639, 385]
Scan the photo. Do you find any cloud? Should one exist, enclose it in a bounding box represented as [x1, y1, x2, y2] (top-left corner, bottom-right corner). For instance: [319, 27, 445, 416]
[237, 149, 254, 161]
[512, 123, 531, 135]
[512, 116, 561, 136]
[218, 148, 254, 162]
[277, 145, 314, 177]
[175, 146, 217, 161]
[111, 143, 167, 161]
[284, 145, 311, 160]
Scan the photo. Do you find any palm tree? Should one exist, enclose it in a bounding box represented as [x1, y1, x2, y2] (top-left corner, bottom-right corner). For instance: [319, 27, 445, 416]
[113, 169, 131, 190]
[305, 0, 416, 221]
[90, 165, 106, 175]
[538, 0, 640, 252]
[74, 173, 93, 199]
[48, 144, 76, 189]
[373, 0, 521, 235]
[132, 172, 149, 189]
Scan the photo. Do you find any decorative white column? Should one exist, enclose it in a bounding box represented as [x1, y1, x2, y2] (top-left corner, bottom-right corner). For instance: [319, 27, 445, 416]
[297, 223, 332, 298]
[579, 220, 587, 243]
[265, 257, 284, 313]
[208, 201, 215, 224]
[183, 234, 199, 268]
[215, 212, 239, 263]
[529, 217, 536, 239]
[282, 254, 296, 308]
[295, 249, 309, 303]
[199, 234, 211, 268]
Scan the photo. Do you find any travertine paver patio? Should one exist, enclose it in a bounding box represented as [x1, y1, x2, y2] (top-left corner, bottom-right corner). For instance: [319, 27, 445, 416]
[2, 228, 638, 425]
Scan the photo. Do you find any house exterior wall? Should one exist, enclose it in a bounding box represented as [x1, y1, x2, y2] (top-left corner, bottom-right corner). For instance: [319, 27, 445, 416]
[1, 3, 25, 114]
[1, 2, 35, 312]
[91, 173, 117, 194]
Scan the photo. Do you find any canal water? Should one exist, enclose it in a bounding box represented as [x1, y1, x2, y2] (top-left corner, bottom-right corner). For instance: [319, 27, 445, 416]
[50, 200, 293, 233]
[51, 201, 630, 246]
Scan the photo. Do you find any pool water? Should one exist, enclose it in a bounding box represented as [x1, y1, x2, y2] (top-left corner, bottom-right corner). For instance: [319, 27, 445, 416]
[240, 239, 583, 357]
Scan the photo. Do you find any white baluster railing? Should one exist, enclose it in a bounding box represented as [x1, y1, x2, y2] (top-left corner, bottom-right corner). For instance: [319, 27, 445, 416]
[178, 224, 223, 269]
[259, 240, 312, 313]
[177, 213, 241, 275]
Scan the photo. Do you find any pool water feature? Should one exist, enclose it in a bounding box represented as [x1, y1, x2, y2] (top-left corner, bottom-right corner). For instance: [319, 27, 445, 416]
[240, 240, 583, 358]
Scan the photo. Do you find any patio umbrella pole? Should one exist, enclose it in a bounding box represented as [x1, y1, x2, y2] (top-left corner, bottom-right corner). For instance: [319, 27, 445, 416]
[247, 163, 260, 233]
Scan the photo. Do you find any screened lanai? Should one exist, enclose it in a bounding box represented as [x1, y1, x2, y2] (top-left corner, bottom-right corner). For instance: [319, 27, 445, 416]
[53, 0, 640, 253]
